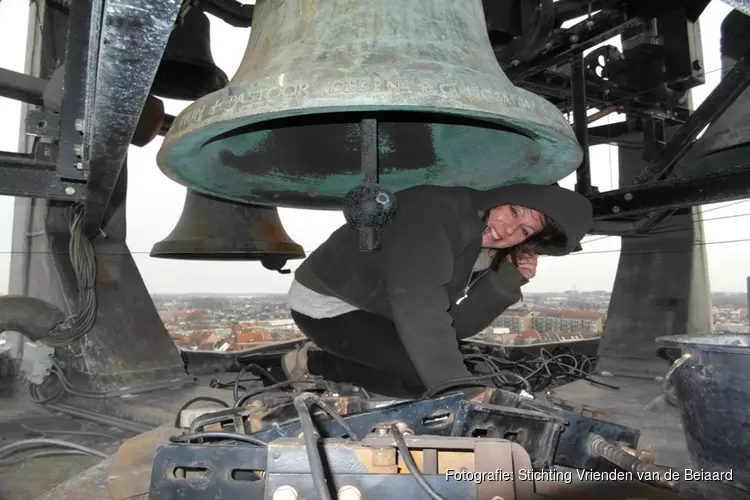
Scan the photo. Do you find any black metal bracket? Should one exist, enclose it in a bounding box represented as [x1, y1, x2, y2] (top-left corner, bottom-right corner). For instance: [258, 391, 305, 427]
[0, 151, 86, 201]
[571, 53, 593, 196]
[634, 52, 750, 184]
[590, 164, 750, 219]
[55, 0, 98, 181]
[506, 11, 642, 81]
[0, 0, 181, 237]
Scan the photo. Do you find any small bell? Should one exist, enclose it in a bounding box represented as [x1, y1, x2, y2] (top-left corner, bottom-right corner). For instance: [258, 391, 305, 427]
[150, 190, 306, 274]
[151, 7, 229, 101]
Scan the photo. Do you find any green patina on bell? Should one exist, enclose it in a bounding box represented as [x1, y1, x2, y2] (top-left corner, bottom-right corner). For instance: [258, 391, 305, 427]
[157, 0, 582, 209]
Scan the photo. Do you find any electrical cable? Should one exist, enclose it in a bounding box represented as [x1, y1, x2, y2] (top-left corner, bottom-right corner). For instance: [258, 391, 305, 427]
[39, 204, 98, 348]
[234, 379, 327, 408]
[391, 424, 446, 500]
[0, 438, 108, 459]
[298, 393, 360, 441]
[233, 363, 280, 403]
[174, 397, 231, 428]
[29, 379, 65, 404]
[420, 373, 504, 399]
[293, 394, 333, 500]
[169, 432, 268, 447]
[210, 376, 260, 392]
[21, 424, 120, 440]
[0, 450, 91, 466]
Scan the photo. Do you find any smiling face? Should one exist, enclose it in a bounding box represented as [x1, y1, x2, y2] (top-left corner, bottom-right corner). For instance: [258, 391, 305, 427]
[481, 204, 546, 249]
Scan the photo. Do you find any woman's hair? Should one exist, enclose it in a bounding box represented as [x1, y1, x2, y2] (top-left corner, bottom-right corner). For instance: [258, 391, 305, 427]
[506, 215, 567, 267]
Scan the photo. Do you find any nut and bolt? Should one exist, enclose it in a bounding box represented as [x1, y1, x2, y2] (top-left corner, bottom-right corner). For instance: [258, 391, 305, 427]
[338, 485, 362, 500]
[612, 206, 621, 214]
[272, 485, 298, 500]
[64, 186, 76, 196]
[624, 193, 633, 201]
[73, 144, 83, 156]
[569, 34, 579, 43]
[74, 119, 85, 132]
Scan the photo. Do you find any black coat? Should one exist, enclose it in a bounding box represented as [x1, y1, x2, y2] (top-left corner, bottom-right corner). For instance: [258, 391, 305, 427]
[294, 183, 593, 389]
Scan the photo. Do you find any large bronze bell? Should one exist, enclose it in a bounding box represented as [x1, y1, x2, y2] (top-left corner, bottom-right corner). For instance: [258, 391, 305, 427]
[676, 10, 750, 177]
[157, 0, 581, 209]
[151, 7, 229, 101]
[150, 190, 306, 273]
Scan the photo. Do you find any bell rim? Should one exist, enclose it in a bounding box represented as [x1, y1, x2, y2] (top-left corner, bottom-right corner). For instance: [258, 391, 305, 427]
[157, 103, 582, 209]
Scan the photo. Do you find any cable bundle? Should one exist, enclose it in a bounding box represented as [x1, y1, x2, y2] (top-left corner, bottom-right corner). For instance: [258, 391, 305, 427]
[462, 345, 606, 394]
[41, 204, 98, 348]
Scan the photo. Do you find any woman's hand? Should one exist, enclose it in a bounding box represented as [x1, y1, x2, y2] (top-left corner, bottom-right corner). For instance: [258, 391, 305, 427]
[507, 251, 538, 280]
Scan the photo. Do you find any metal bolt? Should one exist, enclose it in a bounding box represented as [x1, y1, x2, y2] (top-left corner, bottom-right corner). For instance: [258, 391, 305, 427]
[74, 119, 84, 132]
[64, 186, 76, 196]
[569, 34, 579, 43]
[272, 485, 298, 500]
[338, 485, 362, 500]
[612, 206, 621, 214]
[376, 426, 389, 436]
[624, 193, 633, 201]
[491, 497, 505, 500]
[76, 162, 84, 170]
[73, 144, 83, 156]
[272, 452, 281, 459]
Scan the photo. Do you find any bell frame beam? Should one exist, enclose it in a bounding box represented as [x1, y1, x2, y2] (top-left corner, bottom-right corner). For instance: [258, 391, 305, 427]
[589, 164, 750, 219]
[0, 0, 182, 235]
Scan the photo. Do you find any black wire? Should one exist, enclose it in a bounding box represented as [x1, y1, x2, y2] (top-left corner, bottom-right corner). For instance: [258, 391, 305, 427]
[210, 377, 260, 392]
[174, 397, 231, 428]
[301, 393, 360, 441]
[391, 425, 446, 500]
[233, 363, 281, 403]
[169, 432, 267, 447]
[420, 373, 501, 399]
[293, 394, 333, 500]
[234, 379, 326, 408]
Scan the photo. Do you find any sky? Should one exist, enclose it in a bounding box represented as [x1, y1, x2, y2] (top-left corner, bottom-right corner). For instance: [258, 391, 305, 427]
[0, 1, 748, 295]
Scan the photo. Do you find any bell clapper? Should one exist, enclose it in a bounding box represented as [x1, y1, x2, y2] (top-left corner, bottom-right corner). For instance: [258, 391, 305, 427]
[343, 118, 397, 253]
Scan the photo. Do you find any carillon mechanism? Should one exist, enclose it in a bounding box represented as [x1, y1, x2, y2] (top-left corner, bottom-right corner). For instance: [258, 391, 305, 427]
[343, 119, 397, 251]
[156, 0, 582, 212]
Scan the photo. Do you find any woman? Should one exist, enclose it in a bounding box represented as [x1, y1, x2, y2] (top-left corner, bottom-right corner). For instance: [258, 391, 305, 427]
[283, 183, 593, 398]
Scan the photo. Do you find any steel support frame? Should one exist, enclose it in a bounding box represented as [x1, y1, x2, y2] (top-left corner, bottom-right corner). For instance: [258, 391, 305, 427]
[0, 68, 47, 107]
[634, 52, 750, 184]
[571, 53, 592, 196]
[0, 0, 182, 235]
[589, 164, 750, 219]
[506, 10, 642, 81]
[82, 0, 183, 234]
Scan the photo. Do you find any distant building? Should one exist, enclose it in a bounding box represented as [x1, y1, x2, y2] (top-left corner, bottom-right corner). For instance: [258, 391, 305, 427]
[532, 309, 603, 334]
[493, 310, 532, 333]
[514, 329, 542, 345]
